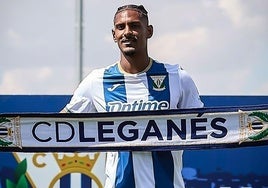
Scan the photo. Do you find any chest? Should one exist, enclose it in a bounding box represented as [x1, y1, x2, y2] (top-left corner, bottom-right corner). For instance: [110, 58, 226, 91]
[104, 74, 170, 101]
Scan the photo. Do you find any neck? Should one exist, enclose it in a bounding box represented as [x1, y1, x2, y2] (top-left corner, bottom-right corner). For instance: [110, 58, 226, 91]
[119, 53, 150, 74]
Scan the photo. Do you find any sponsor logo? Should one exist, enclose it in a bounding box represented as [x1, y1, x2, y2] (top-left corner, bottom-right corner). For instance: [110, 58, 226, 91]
[107, 83, 122, 92]
[108, 100, 169, 112]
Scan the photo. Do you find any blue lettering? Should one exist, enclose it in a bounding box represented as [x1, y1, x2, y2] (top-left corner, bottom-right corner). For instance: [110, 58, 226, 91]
[142, 120, 163, 141]
[118, 121, 138, 141]
[79, 121, 95, 142]
[167, 119, 186, 140]
[210, 118, 227, 138]
[98, 121, 115, 142]
[191, 118, 208, 139]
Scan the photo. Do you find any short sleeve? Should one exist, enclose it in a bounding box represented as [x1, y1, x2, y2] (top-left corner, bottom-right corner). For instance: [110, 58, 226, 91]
[177, 68, 203, 109]
[64, 73, 97, 113]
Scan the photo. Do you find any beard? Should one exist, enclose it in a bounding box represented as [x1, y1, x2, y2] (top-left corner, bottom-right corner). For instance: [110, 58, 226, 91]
[120, 35, 138, 56]
[122, 47, 136, 56]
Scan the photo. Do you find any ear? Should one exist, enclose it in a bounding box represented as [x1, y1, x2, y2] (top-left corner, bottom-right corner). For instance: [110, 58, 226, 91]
[147, 25, 153, 39]
[112, 29, 117, 42]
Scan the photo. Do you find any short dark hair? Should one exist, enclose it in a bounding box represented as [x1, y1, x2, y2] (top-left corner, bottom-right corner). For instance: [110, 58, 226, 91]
[114, 4, 148, 23]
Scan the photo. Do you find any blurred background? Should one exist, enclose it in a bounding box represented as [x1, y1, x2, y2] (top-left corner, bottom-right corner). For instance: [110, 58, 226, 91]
[1, 0, 267, 95]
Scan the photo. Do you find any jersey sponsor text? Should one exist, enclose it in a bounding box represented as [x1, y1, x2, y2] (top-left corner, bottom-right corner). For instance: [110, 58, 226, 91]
[108, 100, 169, 112]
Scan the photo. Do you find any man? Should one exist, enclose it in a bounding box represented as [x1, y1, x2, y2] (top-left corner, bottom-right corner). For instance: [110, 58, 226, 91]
[62, 4, 203, 188]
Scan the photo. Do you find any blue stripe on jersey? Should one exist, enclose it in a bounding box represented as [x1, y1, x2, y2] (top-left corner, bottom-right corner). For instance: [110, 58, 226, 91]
[103, 64, 135, 187]
[103, 64, 127, 112]
[147, 61, 174, 187]
[104, 61, 174, 187]
[115, 152, 135, 188]
[152, 152, 174, 188]
[146, 60, 170, 103]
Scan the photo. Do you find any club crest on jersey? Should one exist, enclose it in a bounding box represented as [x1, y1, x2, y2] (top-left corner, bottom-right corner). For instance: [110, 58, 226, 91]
[150, 75, 166, 91]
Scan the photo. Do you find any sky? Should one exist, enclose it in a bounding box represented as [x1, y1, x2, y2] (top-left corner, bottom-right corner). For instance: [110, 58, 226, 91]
[0, 0, 267, 95]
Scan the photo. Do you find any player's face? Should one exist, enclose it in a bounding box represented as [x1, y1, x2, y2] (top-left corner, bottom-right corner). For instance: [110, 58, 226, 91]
[113, 10, 153, 56]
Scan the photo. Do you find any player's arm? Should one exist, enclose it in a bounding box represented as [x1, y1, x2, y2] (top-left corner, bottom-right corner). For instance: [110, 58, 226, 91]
[60, 72, 94, 113]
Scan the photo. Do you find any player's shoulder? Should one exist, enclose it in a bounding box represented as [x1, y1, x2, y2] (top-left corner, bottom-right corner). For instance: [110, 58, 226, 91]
[152, 59, 183, 73]
[84, 63, 118, 79]
[153, 59, 193, 81]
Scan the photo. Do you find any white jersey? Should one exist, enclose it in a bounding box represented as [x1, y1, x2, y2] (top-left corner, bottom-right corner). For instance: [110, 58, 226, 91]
[64, 58, 203, 188]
